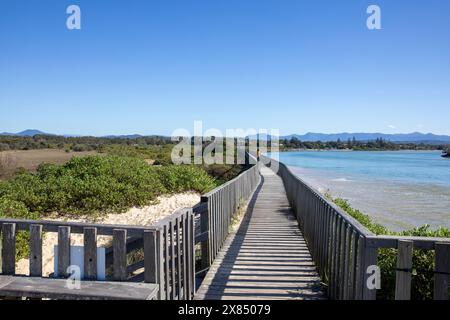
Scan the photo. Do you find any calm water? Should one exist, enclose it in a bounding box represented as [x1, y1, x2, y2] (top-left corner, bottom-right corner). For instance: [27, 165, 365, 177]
[267, 151, 450, 231]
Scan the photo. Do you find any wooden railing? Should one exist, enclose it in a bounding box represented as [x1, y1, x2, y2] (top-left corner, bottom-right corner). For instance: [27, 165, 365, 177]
[0, 208, 195, 300]
[260, 154, 450, 300]
[194, 161, 261, 274]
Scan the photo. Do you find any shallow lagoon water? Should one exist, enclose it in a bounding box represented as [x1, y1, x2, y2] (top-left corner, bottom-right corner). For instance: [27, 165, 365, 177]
[267, 151, 450, 231]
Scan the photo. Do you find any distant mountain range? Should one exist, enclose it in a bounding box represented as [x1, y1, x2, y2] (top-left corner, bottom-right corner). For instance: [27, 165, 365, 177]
[0, 130, 158, 139]
[0, 129, 49, 137]
[2, 129, 450, 144]
[102, 134, 144, 139]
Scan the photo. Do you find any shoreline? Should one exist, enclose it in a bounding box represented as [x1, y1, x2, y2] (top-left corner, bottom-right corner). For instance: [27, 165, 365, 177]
[288, 165, 450, 231]
[276, 148, 442, 152]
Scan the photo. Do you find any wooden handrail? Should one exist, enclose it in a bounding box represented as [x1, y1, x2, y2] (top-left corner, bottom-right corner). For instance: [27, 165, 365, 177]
[0, 218, 158, 236]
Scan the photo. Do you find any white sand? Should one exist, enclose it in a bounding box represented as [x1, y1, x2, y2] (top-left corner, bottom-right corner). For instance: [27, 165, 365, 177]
[15, 192, 200, 276]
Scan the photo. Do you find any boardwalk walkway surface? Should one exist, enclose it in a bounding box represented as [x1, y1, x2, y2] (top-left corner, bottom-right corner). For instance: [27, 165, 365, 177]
[196, 166, 324, 300]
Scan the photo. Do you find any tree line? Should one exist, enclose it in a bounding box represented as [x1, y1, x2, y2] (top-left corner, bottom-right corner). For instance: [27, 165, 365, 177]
[279, 137, 449, 151]
[0, 134, 172, 152]
[1, 134, 448, 153]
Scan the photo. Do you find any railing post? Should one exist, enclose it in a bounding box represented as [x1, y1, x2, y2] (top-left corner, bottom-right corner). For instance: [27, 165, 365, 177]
[83, 227, 98, 280]
[354, 234, 365, 300]
[144, 229, 165, 299]
[190, 210, 196, 299]
[2, 223, 16, 275]
[348, 230, 358, 299]
[156, 227, 166, 300]
[29, 224, 43, 277]
[395, 240, 413, 300]
[113, 229, 127, 281]
[342, 224, 351, 299]
[434, 242, 450, 300]
[57, 226, 71, 278]
[201, 195, 213, 266]
[362, 238, 378, 300]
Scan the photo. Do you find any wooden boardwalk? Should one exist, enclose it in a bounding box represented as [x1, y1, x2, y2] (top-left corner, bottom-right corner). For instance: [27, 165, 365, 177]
[196, 166, 324, 300]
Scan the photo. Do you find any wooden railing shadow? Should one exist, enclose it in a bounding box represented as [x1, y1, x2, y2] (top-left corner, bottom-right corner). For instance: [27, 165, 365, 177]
[201, 175, 264, 298]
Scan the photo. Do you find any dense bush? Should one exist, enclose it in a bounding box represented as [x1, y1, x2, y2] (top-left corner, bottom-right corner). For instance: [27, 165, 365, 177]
[0, 156, 218, 261]
[333, 197, 450, 300]
[71, 144, 94, 152]
[99, 144, 174, 165]
[0, 155, 217, 216]
[157, 165, 217, 194]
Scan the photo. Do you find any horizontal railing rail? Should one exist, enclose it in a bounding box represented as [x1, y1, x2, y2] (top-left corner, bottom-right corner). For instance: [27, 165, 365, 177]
[0, 218, 159, 236]
[260, 154, 450, 300]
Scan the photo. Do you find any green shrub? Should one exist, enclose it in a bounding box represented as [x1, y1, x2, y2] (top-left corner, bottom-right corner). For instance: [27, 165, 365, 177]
[71, 144, 92, 152]
[157, 165, 217, 194]
[332, 197, 450, 300]
[0, 155, 219, 261]
[0, 198, 39, 260]
[0, 155, 216, 216]
[99, 144, 173, 165]
[333, 198, 391, 235]
[0, 197, 35, 219]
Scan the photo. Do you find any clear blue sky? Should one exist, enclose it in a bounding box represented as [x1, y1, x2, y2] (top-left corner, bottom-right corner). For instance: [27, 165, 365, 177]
[1, 0, 449, 136]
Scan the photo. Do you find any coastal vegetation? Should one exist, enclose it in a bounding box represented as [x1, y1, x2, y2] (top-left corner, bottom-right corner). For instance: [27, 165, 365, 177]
[4, 133, 448, 155]
[280, 137, 448, 151]
[0, 156, 216, 216]
[332, 197, 450, 300]
[0, 134, 248, 184]
[0, 155, 219, 259]
[0, 134, 172, 152]
[0, 136, 251, 260]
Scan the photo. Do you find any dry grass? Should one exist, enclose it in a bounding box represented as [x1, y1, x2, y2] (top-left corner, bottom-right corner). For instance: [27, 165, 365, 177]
[0, 149, 97, 178]
[229, 199, 248, 233]
[0, 153, 17, 179]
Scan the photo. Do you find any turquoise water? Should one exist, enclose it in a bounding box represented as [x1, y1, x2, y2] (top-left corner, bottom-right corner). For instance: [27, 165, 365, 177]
[267, 151, 450, 231]
[270, 151, 450, 187]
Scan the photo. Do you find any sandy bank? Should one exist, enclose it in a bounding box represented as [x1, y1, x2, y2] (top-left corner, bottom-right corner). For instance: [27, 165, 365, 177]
[15, 192, 200, 276]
